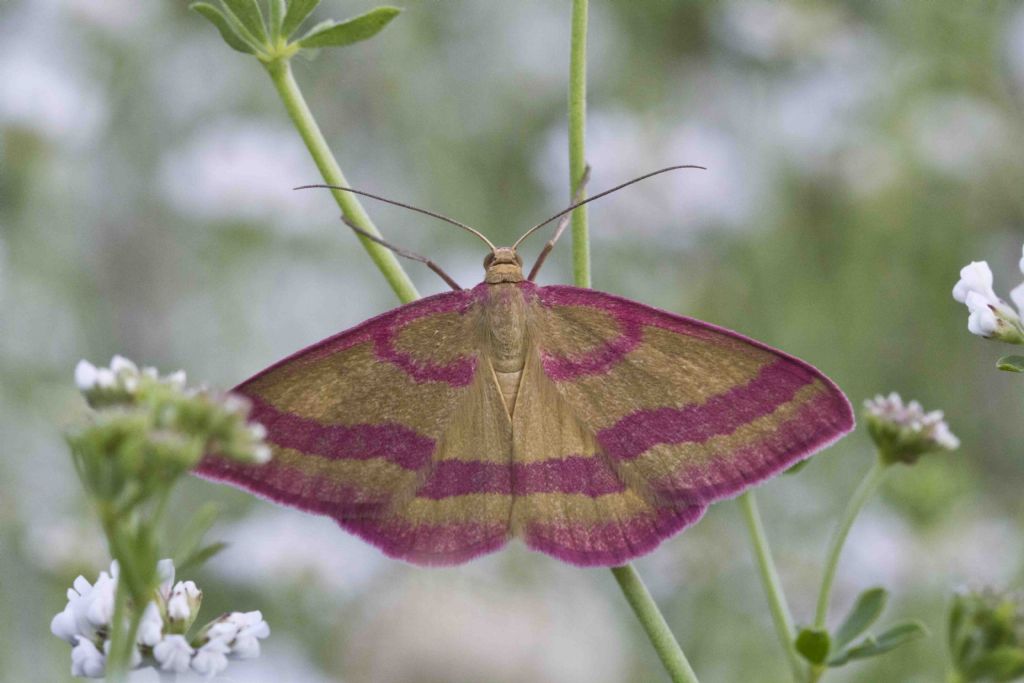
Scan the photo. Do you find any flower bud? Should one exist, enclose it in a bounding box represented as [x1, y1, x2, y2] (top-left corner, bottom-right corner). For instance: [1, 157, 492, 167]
[864, 393, 959, 465]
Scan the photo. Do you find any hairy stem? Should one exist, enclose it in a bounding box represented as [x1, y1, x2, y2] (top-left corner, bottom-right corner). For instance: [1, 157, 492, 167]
[738, 491, 805, 682]
[611, 565, 702, 683]
[814, 458, 889, 629]
[264, 58, 419, 304]
[569, 0, 590, 288]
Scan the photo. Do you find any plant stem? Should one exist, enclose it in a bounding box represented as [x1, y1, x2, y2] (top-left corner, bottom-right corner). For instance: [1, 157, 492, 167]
[738, 491, 804, 682]
[568, 0, 590, 288]
[814, 458, 889, 630]
[264, 58, 420, 305]
[611, 565, 702, 683]
[567, 3, 697, 679]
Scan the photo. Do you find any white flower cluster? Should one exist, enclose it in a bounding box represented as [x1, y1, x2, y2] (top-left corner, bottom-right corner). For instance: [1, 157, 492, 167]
[75, 354, 186, 394]
[51, 559, 270, 679]
[864, 392, 960, 464]
[73, 354, 271, 465]
[952, 247, 1024, 342]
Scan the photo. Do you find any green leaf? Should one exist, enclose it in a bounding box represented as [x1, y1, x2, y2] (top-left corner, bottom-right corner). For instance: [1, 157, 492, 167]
[269, 0, 287, 40]
[176, 541, 228, 574]
[997, 355, 1024, 372]
[171, 502, 221, 569]
[833, 587, 889, 651]
[963, 646, 1024, 680]
[784, 459, 809, 475]
[796, 628, 831, 665]
[297, 6, 401, 49]
[222, 0, 268, 44]
[829, 620, 928, 666]
[281, 0, 321, 39]
[190, 2, 257, 53]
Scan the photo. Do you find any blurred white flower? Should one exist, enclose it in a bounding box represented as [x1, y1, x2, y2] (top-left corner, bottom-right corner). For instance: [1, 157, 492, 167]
[0, 53, 107, 146]
[864, 392, 959, 464]
[227, 611, 271, 660]
[953, 254, 1024, 342]
[159, 120, 321, 229]
[153, 635, 193, 674]
[211, 508, 387, 597]
[167, 580, 202, 623]
[191, 638, 231, 677]
[137, 603, 163, 648]
[715, 0, 844, 61]
[52, 558, 269, 678]
[70, 637, 105, 679]
[908, 94, 1010, 178]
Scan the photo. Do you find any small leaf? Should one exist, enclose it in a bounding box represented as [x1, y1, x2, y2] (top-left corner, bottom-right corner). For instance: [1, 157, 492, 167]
[963, 646, 1024, 680]
[269, 0, 287, 40]
[297, 6, 401, 49]
[190, 2, 257, 53]
[281, 0, 321, 39]
[177, 541, 228, 574]
[796, 628, 831, 665]
[997, 355, 1024, 372]
[172, 502, 221, 569]
[828, 620, 928, 666]
[222, 0, 268, 44]
[784, 459, 809, 475]
[833, 587, 888, 651]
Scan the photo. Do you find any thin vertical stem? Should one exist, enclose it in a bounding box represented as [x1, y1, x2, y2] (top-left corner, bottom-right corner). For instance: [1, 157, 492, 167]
[611, 565, 701, 683]
[738, 491, 804, 682]
[264, 58, 420, 305]
[568, 0, 590, 288]
[814, 458, 889, 629]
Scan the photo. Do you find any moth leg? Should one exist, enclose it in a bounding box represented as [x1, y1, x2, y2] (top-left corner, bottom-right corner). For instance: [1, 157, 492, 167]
[340, 215, 463, 291]
[527, 164, 591, 282]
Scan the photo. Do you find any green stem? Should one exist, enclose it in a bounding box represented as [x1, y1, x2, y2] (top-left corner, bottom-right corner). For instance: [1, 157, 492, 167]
[568, 3, 696, 679]
[264, 58, 420, 305]
[611, 565, 701, 683]
[738, 491, 804, 682]
[568, 0, 590, 288]
[814, 458, 889, 630]
[104, 578, 131, 683]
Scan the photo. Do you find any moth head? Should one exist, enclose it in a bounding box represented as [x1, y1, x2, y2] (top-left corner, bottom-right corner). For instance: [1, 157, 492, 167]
[484, 247, 524, 284]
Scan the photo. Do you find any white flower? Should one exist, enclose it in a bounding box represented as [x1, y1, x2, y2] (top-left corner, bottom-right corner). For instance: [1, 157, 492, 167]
[864, 392, 960, 464]
[966, 291, 1000, 336]
[54, 560, 119, 643]
[74, 360, 99, 390]
[50, 604, 79, 643]
[192, 638, 231, 677]
[70, 637, 105, 678]
[227, 611, 270, 659]
[167, 580, 202, 622]
[95, 367, 117, 389]
[953, 261, 998, 304]
[154, 634, 194, 673]
[953, 256, 1024, 342]
[109, 355, 138, 375]
[137, 602, 163, 647]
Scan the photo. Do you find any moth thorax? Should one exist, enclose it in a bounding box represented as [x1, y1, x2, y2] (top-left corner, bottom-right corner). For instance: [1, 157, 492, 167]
[484, 247, 524, 284]
[485, 285, 528, 373]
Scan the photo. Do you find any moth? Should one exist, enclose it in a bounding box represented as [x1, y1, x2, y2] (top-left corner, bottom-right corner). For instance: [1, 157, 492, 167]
[199, 167, 854, 566]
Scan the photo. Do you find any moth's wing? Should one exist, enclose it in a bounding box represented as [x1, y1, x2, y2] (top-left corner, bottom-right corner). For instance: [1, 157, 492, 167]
[198, 289, 515, 566]
[515, 284, 853, 566]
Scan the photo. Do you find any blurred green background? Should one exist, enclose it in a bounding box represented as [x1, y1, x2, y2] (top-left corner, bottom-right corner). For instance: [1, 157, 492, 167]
[3, 1, 1024, 681]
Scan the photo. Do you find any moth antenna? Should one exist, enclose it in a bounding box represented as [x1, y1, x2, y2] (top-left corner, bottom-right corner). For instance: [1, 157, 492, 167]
[340, 215, 463, 291]
[296, 183, 497, 252]
[528, 164, 591, 281]
[511, 164, 707, 251]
